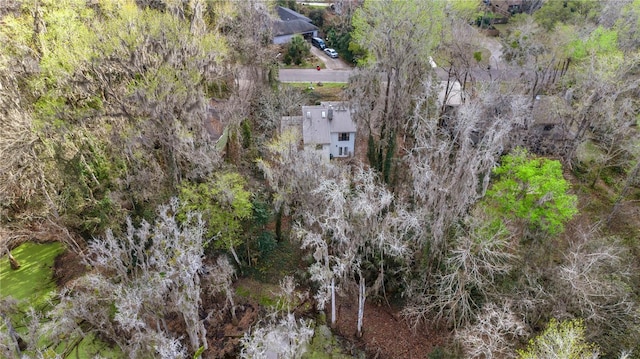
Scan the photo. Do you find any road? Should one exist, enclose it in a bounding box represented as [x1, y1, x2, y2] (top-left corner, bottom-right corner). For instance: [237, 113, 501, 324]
[278, 67, 516, 84]
[279, 69, 352, 83]
[278, 46, 353, 83]
[279, 29, 517, 84]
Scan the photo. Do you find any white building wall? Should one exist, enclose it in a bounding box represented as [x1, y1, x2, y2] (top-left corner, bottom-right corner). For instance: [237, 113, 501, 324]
[273, 31, 318, 45]
[273, 34, 294, 45]
[330, 132, 355, 158]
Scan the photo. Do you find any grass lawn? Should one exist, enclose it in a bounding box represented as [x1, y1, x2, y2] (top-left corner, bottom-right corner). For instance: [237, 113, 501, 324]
[492, 23, 509, 34]
[285, 82, 346, 103]
[281, 61, 325, 70]
[0, 242, 65, 310]
[0, 242, 122, 358]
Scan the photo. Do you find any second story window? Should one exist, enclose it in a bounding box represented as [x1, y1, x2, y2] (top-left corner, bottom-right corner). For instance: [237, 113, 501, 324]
[338, 133, 350, 141]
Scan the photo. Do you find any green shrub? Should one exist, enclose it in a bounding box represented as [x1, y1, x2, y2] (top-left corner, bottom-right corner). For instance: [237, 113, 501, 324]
[284, 35, 310, 65]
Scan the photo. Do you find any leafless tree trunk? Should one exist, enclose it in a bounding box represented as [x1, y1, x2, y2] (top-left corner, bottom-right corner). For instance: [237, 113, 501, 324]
[357, 275, 365, 338]
[331, 277, 336, 327]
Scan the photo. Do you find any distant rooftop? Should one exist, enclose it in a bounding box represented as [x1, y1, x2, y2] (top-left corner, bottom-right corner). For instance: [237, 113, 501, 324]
[272, 19, 318, 37]
[532, 95, 571, 125]
[277, 6, 312, 22]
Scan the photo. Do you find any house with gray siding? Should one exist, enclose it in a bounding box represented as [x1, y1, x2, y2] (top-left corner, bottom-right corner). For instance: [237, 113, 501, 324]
[301, 102, 356, 160]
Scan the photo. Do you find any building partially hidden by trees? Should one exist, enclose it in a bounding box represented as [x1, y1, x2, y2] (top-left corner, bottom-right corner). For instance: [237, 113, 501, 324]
[1, 0, 639, 358]
[272, 5, 318, 44]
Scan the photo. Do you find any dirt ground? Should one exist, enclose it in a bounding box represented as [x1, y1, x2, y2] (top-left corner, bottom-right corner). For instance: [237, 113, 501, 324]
[53, 250, 86, 287]
[333, 292, 450, 359]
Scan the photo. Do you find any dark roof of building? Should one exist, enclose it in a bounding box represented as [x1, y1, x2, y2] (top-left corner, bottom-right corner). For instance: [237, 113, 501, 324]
[532, 95, 571, 125]
[277, 6, 312, 22]
[272, 19, 318, 37]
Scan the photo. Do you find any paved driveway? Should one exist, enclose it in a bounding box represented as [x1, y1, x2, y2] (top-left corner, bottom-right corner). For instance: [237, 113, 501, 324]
[309, 46, 353, 70]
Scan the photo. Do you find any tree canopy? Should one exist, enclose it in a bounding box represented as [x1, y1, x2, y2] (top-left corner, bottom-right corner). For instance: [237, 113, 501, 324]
[486, 148, 578, 236]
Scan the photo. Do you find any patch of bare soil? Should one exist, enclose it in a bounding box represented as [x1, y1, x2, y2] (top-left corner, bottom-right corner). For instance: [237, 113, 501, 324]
[333, 292, 450, 359]
[202, 294, 260, 358]
[53, 250, 86, 287]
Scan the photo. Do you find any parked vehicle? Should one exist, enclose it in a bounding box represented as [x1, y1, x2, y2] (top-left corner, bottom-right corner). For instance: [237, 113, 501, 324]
[324, 48, 338, 58]
[311, 37, 326, 50]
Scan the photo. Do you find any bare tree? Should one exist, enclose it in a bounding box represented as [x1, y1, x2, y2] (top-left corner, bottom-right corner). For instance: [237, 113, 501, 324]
[0, 1, 226, 238]
[0, 47, 62, 239]
[438, 19, 487, 97]
[553, 229, 640, 353]
[240, 313, 313, 359]
[40, 199, 236, 357]
[348, 0, 445, 180]
[218, 0, 276, 86]
[203, 256, 237, 322]
[403, 214, 516, 330]
[501, 14, 573, 99]
[256, 129, 341, 240]
[240, 277, 313, 359]
[254, 85, 308, 140]
[297, 167, 415, 336]
[608, 157, 640, 225]
[404, 82, 521, 254]
[455, 302, 529, 359]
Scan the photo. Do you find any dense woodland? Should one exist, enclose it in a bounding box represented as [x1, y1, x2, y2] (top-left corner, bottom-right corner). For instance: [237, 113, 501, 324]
[0, 0, 639, 358]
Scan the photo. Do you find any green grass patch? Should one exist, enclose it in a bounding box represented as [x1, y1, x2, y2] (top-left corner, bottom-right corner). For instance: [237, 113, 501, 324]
[247, 240, 304, 284]
[285, 82, 345, 103]
[281, 61, 326, 70]
[302, 324, 357, 359]
[1, 243, 123, 359]
[286, 82, 344, 89]
[302, 5, 329, 10]
[236, 278, 280, 308]
[491, 23, 509, 34]
[67, 332, 123, 359]
[0, 242, 65, 310]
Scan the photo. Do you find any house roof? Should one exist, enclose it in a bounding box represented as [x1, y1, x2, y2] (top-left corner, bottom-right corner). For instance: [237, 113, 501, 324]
[438, 81, 464, 106]
[532, 95, 571, 125]
[272, 19, 318, 37]
[277, 6, 312, 22]
[301, 103, 356, 145]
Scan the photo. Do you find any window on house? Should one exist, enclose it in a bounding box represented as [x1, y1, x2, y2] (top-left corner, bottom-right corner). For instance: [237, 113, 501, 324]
[338, 133, 350, 141]
[339, 147, 343, 156]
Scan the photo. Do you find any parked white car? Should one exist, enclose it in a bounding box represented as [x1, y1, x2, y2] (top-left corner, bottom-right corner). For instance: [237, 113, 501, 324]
[323, 48, 338, 58]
